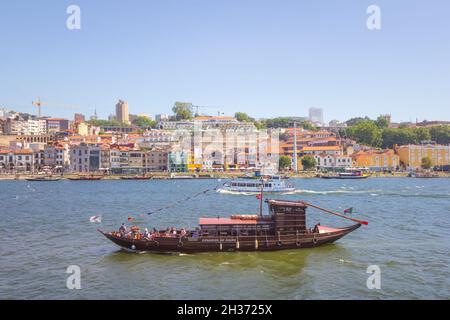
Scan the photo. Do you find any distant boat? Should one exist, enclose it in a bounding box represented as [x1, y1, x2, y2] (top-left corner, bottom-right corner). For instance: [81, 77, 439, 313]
[68, 175, 103, 181]
[218, 175, 295, 193]
[120, 175, 152, 180]
[409, 172, 439, 178]
[320, 168, 371, 180]
[26, 176, 61, 182]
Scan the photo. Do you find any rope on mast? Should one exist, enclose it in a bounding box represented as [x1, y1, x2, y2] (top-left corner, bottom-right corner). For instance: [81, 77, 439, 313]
[146, 182, 226, 215]
[301, 200, 368, 225]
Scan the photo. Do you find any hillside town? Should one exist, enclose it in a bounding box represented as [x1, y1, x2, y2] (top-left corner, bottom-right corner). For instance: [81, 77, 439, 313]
[0, 101, 449, 177]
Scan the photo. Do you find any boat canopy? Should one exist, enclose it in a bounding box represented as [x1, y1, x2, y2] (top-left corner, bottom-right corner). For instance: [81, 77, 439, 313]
[199, 217, 258, 226]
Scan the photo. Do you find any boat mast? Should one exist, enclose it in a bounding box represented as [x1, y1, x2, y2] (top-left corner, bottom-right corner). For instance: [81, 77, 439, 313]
[259, 178, 264, 216]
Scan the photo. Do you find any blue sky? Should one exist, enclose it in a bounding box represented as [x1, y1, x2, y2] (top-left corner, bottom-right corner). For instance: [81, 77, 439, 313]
[0, 0, 449, 123]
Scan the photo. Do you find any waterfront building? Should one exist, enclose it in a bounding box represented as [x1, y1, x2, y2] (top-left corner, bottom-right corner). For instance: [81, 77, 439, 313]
[0, 149, 34, 173]
[69, 143, 102, 173]
[29, 143, 46, 172]
[115, 100, 130, 124]
[100, 144, 111, 173]
[298, 145, 343, 157]
[168, 151, 188, 172]
[44, 144, 70, 171]
[144, 149, 168, 172]
[351, 149, 399, 171]
[313, 154, 352, 169]
[395, 143, 450, 170]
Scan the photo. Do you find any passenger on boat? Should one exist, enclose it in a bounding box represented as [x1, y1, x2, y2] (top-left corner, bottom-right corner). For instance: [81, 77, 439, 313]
[313, 223, 321, 233]
[180, 228, 187, 237]
[119, 223, 127, 235]
[144, 228, 150, 239]
[192, 228, 200, 238]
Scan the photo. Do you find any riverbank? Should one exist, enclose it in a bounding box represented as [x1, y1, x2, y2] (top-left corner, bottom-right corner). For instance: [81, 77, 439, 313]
[1, 171, 449, 180]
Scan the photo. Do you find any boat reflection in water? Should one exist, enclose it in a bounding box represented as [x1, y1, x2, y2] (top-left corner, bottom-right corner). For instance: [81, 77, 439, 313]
[99, 196, 367, 254]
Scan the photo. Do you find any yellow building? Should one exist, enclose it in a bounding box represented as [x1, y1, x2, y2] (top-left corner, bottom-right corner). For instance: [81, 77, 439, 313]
[351, 149, 399, 170]
[395, 144, 450, 169]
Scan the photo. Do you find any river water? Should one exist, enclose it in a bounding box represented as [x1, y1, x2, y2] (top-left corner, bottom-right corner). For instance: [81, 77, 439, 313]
[0, 178, 449, 299]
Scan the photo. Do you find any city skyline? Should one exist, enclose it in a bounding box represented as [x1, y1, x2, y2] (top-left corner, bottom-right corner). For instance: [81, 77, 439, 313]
[1, 1, 449, 123]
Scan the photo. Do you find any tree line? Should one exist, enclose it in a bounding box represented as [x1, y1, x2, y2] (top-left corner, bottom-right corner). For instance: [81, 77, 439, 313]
[343, 116, 450, 148]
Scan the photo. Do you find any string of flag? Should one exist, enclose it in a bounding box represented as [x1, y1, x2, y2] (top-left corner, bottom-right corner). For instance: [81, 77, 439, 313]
[146, 182, 226, 215]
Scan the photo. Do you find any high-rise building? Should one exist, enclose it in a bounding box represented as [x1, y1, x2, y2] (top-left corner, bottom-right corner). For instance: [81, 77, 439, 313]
[115, 100, 130, 124]
[308, 107, 324, 125]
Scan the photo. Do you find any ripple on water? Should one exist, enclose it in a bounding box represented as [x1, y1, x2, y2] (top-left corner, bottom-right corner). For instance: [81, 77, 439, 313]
[0, 178, 449, 299]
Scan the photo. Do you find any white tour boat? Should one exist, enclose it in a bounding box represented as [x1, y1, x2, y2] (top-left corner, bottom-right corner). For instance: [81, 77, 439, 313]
[218, 175, 295, 193]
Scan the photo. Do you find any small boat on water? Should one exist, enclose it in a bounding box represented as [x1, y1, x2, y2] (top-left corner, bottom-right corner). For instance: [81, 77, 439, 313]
[26, 176, 61, 182]
[218, 175, 295, 193]
[120, 175, 152, 180]
[320, 168, 371, 180]
[408, 172, 439, 178]
[99, 198, 366, 253]
[68, 174, 104, 181]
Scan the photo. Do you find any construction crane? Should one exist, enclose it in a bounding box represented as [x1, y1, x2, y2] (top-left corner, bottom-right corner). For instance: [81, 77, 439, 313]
[193, 105, 224, 117]
[31, 98, 79, 118]
[32, 98, 44, 118]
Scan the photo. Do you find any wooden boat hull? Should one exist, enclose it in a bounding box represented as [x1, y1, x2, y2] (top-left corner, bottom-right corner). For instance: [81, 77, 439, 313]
[25, 178, 61, 181]
[99, 224, 360, 253]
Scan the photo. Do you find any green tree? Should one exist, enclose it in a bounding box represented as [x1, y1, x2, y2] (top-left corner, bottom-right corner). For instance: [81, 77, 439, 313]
[375, 115, 390, 129]
[279, 156, 292, 170]
[235, 112, 250, 122]
[346, 116, 370, 127]
[412, 127, 431, 143]
[381, 127, 415, 148]
[87, 119, 127, 127]
[172, 102, 194, 120]
[421, 157, 432, 169]
[347, 120, 382, 147]
[133, 116, 156, 128]
[261, 117, 318, 130]
[429, 125, 450, 144]
[301, 155, 316, 170]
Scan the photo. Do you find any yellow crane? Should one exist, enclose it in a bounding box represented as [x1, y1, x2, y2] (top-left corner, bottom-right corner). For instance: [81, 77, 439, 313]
[31, 98, 79, 118]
